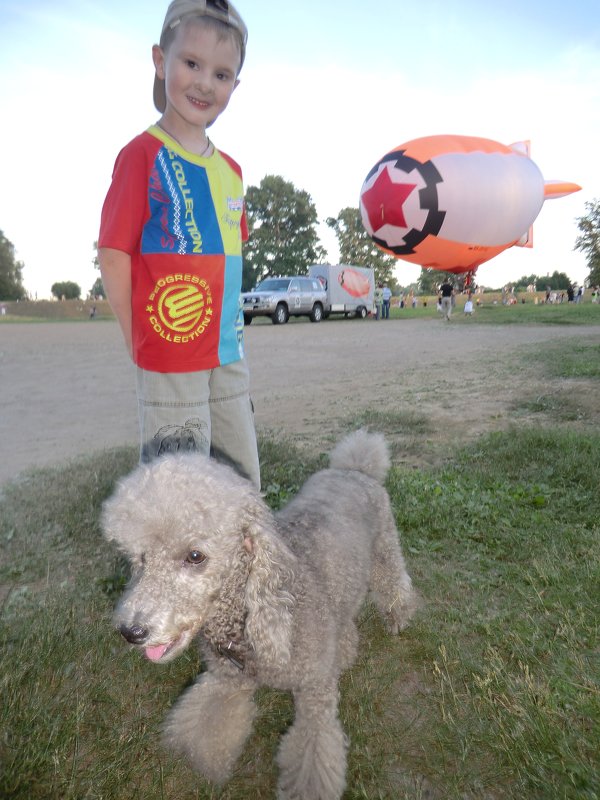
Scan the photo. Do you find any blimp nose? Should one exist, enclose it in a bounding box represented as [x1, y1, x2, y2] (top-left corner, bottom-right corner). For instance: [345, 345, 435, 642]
[119, 623, 149, 644]
[543, 180, 582, 200]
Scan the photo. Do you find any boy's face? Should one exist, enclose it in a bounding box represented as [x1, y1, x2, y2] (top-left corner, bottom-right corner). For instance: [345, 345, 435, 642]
[153, 20, 241, 132]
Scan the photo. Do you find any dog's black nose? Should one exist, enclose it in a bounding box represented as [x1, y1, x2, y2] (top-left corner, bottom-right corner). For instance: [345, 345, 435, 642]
[119, 623, 149, 644]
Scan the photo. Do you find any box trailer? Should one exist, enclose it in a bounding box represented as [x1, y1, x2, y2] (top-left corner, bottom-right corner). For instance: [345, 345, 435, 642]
[308, 264, 375, 319]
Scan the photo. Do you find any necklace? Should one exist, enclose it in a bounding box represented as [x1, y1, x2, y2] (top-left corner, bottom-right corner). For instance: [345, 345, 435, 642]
[156, 123, 211, 156]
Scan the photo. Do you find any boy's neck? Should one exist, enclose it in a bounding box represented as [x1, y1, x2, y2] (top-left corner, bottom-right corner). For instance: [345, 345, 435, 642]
[156, 118, 212, 157]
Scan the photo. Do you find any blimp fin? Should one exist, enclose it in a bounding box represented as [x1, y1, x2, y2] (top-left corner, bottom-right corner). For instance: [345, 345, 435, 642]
[544, 180, 582, 200]
[509, 140, 531, 157]
[516, 226, 533, 248]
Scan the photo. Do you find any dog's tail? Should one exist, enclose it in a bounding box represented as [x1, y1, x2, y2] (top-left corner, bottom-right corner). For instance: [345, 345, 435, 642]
[329, 429, 390, 484]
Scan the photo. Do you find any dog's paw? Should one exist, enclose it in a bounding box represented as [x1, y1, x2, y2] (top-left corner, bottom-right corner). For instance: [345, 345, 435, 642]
[277, 718, 348, 800]
[385, 589, 420, 634]
[162, 676, 257, 783]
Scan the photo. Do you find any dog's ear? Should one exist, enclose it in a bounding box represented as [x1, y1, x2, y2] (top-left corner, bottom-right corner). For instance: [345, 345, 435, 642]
[243, 502, 296, 670]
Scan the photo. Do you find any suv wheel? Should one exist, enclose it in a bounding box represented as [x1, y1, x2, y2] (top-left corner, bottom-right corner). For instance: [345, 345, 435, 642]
[243, 313, 253, 325]
[272, 303, 289, 325]
[310, 303, 323, 323]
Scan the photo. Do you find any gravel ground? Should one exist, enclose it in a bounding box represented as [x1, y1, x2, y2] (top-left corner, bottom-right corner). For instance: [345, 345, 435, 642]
[1, 317, 598, 485]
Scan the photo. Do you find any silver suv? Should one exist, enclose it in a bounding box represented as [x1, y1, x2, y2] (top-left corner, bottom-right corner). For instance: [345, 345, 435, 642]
[242, 276, 327, 325]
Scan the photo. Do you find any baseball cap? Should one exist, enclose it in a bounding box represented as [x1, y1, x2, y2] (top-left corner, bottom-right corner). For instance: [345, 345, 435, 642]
[153, 0, 248, 113]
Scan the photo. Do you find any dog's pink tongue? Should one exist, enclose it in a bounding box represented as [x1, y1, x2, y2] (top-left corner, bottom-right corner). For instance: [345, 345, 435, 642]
[145, 644, 169, 662]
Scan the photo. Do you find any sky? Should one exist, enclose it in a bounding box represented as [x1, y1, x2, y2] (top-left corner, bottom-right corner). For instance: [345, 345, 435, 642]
[1, 0, 599, 298]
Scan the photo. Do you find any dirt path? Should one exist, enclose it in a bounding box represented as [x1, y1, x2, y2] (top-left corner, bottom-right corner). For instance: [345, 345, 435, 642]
[1, 318, 598, 485]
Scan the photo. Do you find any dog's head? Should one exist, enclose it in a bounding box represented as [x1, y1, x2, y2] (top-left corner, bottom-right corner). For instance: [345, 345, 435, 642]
[101, 453, 296, 670]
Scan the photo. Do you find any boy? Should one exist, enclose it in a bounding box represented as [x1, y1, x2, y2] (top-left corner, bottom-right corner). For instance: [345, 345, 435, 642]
[98, 0, 260, 488]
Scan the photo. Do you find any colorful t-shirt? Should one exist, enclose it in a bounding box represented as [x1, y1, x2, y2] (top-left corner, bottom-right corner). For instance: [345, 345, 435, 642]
[99, 126, 248, 373]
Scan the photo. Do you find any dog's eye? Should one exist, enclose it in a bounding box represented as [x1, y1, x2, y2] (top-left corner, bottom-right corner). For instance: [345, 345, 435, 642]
[185, 550, 206, 565]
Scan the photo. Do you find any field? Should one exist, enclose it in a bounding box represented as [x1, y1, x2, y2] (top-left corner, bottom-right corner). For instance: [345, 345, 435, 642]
[2, 302, 600, 484]
[1, 308, 599, 799]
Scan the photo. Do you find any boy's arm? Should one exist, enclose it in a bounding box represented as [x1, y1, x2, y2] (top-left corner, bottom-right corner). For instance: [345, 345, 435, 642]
[98, 247, 133, 360]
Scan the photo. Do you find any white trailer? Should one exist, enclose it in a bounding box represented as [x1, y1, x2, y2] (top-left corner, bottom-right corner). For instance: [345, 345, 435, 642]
[308, 264, 375, 319]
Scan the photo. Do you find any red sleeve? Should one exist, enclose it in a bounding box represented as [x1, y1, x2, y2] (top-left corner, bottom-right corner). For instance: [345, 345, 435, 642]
[98, 136, 151, 253]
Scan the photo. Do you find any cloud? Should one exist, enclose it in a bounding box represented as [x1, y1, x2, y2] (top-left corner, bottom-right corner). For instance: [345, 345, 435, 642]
[217, 54, 596, 286]
[3, 6, 597, 296]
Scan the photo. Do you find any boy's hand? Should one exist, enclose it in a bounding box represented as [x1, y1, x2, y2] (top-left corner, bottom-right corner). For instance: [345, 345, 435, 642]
[98, 248, 133, 359]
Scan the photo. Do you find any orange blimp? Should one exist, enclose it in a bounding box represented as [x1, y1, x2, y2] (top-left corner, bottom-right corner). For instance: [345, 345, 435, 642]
[359, 135, 581, 275]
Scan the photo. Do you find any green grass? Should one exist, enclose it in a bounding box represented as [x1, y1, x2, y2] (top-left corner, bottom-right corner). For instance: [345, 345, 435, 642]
[377, 299, 600, 325]
[389, 430, 600, 798]
[0, 299, 114, 322]
[513, 392, 588, 421]
[1, 430, 599, 799]
[453, 301, 600, 326]
[508, 337, 600, 425]
[384, 297, 600, 325]
[3, 297, 600, 326]
[541, 341, 600, 379]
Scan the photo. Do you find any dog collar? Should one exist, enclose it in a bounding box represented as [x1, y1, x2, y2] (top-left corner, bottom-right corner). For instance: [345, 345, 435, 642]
[216, 639, 246, 670]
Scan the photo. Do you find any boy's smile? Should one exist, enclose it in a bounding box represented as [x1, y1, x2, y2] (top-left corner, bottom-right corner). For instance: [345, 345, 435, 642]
[153, 20, 240, 148]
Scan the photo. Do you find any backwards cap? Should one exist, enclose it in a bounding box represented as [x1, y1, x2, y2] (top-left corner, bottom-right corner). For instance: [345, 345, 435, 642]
[153, 0, 248, 113]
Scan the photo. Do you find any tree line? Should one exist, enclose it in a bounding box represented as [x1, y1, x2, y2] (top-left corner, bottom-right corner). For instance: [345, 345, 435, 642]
[1, 183, 599, 301]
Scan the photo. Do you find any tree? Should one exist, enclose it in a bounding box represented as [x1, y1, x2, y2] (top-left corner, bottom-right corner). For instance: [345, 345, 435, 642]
[89, 277, 105, 299]
[574, 199, 600, 287]
[243, 175, 326, 289]
[51, 281, 81, 300]
[513, 274, 540, 291]
[418, 268, 440, 295]
[89, 240, 105, 298]
[0, 230, 26, 300]
[326, 207, 397, 286]
[540, 270, 572, 291]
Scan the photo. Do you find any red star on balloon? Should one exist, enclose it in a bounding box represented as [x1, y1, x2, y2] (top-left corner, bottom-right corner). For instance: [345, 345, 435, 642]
[361, 167, 416, 232]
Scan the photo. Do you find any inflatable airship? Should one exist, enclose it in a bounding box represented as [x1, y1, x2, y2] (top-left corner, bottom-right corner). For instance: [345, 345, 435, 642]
[359, 134, 581, 276]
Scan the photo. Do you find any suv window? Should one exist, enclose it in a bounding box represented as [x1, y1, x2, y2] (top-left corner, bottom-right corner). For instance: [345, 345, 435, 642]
[288, 280, 300, 292]
[256, 278, 290, 292]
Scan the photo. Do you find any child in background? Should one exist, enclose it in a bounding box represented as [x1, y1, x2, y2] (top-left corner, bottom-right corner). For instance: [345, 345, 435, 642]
[98, 0, 260, 488]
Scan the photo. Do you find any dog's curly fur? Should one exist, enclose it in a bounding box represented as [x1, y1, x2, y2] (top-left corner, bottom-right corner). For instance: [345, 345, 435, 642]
[102, 429, 416, 800]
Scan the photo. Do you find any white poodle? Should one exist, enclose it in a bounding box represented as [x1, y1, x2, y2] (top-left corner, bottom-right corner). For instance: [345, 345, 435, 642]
[102, 429, 416, 800]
